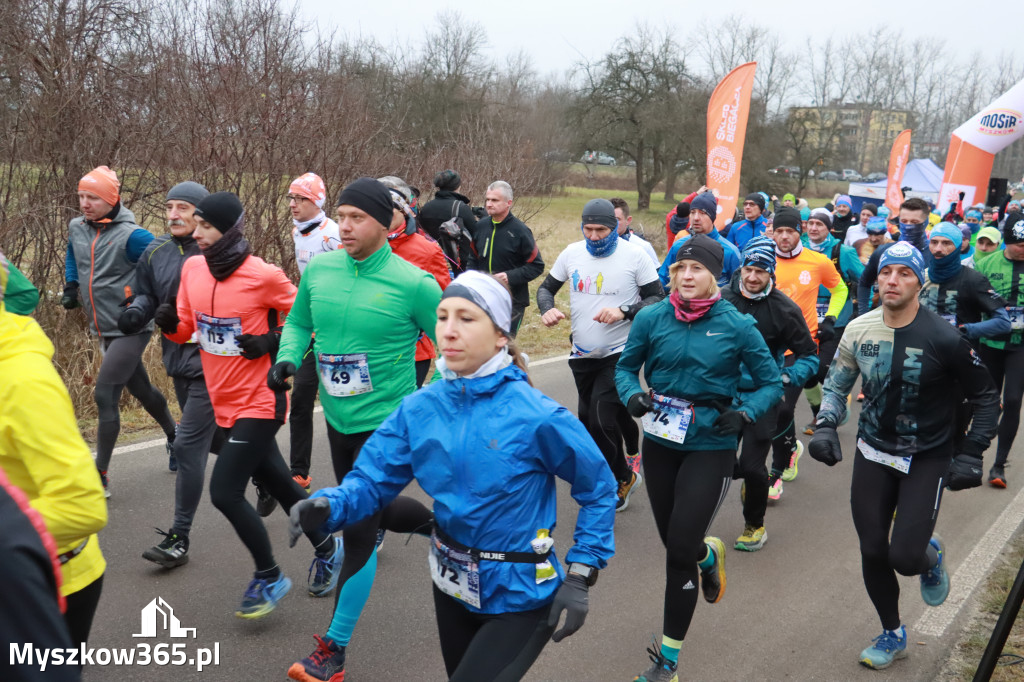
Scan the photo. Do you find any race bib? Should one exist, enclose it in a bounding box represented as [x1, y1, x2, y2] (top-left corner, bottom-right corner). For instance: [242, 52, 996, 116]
[816, 302, 829, 324]
[641, 391, 694, 444]
[428, 533, 481, 608]
[941, 312, 957, 327]
[196, 313, 242, 356]
[318, 352, 373, 397]
[858, 438, 911, 474]
[1008, 307, 1024, 332]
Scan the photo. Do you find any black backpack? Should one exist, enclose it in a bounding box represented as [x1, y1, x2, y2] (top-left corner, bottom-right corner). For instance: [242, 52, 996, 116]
[438, 200, 473, 273]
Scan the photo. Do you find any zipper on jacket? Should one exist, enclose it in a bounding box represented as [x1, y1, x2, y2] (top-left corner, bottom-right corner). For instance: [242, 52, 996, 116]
[89, 228, 102, 339]
[487, 224, 498, 272]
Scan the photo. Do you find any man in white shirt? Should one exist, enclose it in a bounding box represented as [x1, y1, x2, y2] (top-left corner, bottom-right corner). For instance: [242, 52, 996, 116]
[537, 198, 664, 511]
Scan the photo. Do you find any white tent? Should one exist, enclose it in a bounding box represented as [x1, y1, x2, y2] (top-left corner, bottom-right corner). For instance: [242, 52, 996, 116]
[847, 158, 945, 212]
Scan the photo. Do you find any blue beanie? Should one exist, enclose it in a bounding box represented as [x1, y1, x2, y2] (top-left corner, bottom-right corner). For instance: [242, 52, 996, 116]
[742, 235, 776, 274]
[865, 217, 888, 235]
[879, 242, 926, 284]
[836, 195, 852, 209]
[690, 192, 717, 221]
[930, 222, 963, 249]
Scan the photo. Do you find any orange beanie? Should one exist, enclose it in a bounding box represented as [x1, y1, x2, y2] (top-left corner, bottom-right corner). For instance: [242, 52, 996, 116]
[289, 173, 327, 208]
[78, 166, 120, 207]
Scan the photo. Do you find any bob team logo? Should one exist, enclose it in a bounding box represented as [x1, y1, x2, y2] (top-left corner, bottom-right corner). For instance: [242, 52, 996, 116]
[707, 146, 736, 184]
[976, 108, 1021, 137]
[1012, 219, 1024, 242]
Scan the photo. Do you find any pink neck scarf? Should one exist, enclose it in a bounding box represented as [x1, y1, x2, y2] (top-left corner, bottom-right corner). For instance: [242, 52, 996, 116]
[669, 289, 721, 323]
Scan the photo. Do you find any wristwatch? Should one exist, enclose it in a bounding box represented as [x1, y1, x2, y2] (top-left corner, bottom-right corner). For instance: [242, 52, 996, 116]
[568, 562, 599, 586]
[619, 304, 632, 320]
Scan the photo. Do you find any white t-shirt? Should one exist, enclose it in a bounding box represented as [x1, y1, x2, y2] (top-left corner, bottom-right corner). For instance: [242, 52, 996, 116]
[293, 217, 342, 274]
[844, 223, 869, 246]
[550, 239, 660, 359]
[625, 231, 660, 266]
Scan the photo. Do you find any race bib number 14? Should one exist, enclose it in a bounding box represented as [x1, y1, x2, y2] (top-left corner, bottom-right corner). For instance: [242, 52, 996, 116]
[641, 391, 694, 444]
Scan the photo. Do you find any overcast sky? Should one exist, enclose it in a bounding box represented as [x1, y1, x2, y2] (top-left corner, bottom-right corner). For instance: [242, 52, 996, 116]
[297, 0, 1022, 78]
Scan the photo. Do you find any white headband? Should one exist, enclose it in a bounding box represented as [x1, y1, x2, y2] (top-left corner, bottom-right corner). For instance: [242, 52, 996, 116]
[442, 270, 513, 334]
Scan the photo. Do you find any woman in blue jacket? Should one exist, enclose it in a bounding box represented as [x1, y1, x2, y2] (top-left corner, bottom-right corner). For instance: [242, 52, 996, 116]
[287, 270, 616, 682]
[615, 234, 783, 682]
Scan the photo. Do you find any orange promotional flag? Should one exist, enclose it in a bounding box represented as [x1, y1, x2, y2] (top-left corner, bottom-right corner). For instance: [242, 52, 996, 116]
[884, 129, 912, 216]
[706, 62, 757, 230]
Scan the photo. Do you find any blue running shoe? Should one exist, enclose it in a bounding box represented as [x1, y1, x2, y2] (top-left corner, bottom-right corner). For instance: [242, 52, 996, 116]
[236, 574, 292, 619]
[859, 625, 907, 669]
[920, 534, 949, 606]
[308, 537, 344, 597]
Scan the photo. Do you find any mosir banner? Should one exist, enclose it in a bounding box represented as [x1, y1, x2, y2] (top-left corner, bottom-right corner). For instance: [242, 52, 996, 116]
[706, 62, 756, 230]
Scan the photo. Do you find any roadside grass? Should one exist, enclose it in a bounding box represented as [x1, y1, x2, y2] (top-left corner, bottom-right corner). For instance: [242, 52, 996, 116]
[941, 528, 1024, 681]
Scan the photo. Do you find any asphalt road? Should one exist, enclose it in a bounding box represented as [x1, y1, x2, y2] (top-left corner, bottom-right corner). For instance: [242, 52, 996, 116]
[77, 358, 1024, 681]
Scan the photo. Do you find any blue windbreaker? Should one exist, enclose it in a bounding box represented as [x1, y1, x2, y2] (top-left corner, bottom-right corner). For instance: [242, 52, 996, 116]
[311, 363, 616, 614]
[615, 297, 783, 451]
[725, 215, 768, 250]
[658, 230, 741, 288]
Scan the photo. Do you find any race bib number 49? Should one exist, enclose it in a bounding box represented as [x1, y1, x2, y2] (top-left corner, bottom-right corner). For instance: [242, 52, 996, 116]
[641, 391, 694, 444]
[318, 352, 373, 397]
[196, 313, 242, 356]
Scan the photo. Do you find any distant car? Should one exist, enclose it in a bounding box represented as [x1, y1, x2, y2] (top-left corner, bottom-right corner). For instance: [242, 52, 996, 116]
[841, 169, 862, 181]
[768, 165, 800, 177]
[580, 151, 616, 166]
[863, 172, 886, 183]
[818, 170, 840, 181]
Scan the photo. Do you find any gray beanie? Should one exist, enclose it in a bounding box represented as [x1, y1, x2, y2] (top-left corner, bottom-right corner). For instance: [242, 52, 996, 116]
[581, 198, 618, 230]
[167, 181, 209, 207]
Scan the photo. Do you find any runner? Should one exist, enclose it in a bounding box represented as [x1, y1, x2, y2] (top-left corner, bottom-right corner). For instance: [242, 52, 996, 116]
[973, 226, 1002, 267]
[271, 177, 441, 682]
[286, 270, 616, 681]
[616, 235, 782, 681]
[285, 172, 342, 497]
[724, 192, 768, 250]
[769, 207, 847, 496]
[417, 169, 478, 275]
[829, 195, 857, 241]
[843, 202, 878, 250]
[857, 216, 892, 265]
[62, 165, 178, 494]
[2, 257, 39, 315]
[537, 198, 663, 511]
[975, 212, 1024, 487]
[160, 191, 344, 618]
[800, 208, 863, 433]
[658, 191, 741, 288]
[721, 236, 818, 551]
[466, 180, 544, 337]
[611, 197, 660, 266]
[378, 175, 452, 387]
[857, 198, 931, 315]
[808, 242, 999, 671]
[1, 249, 109, 651]
[118, 181, 226, 568]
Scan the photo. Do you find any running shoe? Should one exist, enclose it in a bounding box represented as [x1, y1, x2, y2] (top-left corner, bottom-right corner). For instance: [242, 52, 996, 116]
[142, 528, 189, 569]
[632, 637, 678, 682]
[920, 534, 949, 607]
[616, 471, 643, 513]
[308, 537, 344, 597]
[293, 474, 312, 493]
[98, 469, 111, 499]
[236, 574, 292, 619]
[734, 525, 767, 552]
[699, 536, 726, 603]
[255, 481, 278, 517]
[626, 453, 642, 475]
[375, 528, 386, 550]
[859, 625, 907, 669]
[768, 477, 783, 501]
[167, 438, 177, 472]
[989, 464, 1007, 489]
[781, 441, 804, 482]
[287, 634, 346, 682]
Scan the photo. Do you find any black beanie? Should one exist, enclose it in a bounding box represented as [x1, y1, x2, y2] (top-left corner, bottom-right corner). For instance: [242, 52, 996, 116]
[581, 198, 618, 229]
[674, 234, 724, 279]
[774, 206, 802, 232]
[1004, 212, 1024, 245]
[337, 177, 395, 229]
[434, 169, 461, 192]
[745, 192, 765, 212]
[194, 191, 244, 233]
[862, 202, 878, 216]
[675, 201, 690, 218]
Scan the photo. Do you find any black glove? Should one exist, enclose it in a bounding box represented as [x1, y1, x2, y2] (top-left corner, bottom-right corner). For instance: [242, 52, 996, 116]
[153, 298, 179, 334]
[958, 191, 966, 201]
[287, 497, 332, 548]
[547, 573, 589, 642]
[237, 332, 278, 360]
[118, 294, 136, 307]
[117, 306, 147, 335]
[817, 315, 836, 344]
[808, 426, 842, 466]
[267, 361, 297, 392]
[61, 281, 81, 309]
[626, 393, 653, 418]
[947, 453, 983, 491]
[713, 409, 751, 435]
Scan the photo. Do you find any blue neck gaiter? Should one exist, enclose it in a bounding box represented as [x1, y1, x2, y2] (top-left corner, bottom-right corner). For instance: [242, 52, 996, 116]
[899, 222, 927, 251]
[583, 226, 619, 257]
[928, 249, 961, 283]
